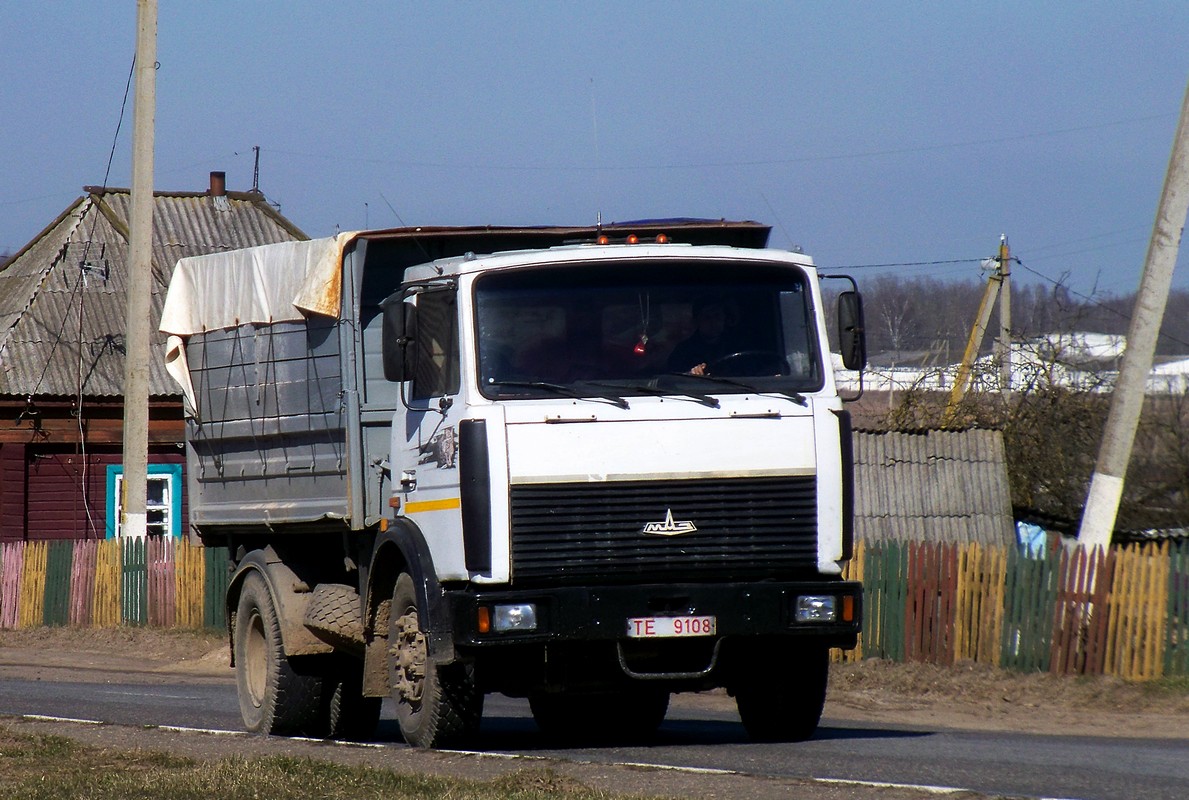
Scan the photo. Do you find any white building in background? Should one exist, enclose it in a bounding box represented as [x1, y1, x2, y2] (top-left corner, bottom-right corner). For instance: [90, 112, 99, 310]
[835, 332, 1189, 396]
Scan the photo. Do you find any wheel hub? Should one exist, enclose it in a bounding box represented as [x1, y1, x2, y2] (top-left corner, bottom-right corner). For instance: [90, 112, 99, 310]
[391, 609, 427, 704]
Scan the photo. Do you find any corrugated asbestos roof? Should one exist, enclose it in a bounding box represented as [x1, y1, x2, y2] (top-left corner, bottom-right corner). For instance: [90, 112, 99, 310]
[0, 187, 306, 398]
[855, 428, 1015, 545]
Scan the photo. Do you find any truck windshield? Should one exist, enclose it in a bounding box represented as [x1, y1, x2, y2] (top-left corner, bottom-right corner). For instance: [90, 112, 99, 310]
[474, 258, 823, 401]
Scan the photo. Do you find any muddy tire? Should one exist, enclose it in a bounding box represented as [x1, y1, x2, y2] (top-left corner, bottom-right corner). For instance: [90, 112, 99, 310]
[529, 688, 669, 743]
[388, 574, 482, 748]
[303, 583, 365, 649]
[233, 572, 323, 736]
[735, 645, 828, 742]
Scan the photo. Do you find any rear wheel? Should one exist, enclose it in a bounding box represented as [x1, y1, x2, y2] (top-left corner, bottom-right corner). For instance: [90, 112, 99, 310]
[233, 572, 323, 736]
[734, 645, 829, 742]
[529, 688, 669, 743]
[388, 574, 483, 748]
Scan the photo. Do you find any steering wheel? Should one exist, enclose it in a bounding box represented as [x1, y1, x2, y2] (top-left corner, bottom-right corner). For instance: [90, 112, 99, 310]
[707, 350, 783, 377]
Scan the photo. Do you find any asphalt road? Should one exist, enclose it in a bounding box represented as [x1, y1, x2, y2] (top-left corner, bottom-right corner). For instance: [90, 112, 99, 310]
[0, 676, 1185, 800]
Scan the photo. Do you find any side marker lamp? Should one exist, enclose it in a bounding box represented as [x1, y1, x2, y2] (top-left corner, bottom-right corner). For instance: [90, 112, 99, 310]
[842, 594, 855, 622]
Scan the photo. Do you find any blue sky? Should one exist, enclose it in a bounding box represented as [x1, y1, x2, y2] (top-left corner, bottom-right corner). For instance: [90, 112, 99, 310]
[3, 2, 1188, 297]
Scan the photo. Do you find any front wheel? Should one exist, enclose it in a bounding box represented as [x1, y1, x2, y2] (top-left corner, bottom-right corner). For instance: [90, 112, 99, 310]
[734, 645, 829, 742]
[388, 574, 483, 748]
[233, 572, 323, 736]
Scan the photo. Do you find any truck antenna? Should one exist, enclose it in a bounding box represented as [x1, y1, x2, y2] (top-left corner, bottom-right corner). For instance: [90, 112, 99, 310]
[591, 78, 603, 228]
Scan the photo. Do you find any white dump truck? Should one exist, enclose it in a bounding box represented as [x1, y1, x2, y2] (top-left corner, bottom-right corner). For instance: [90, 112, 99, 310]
[160, 220, 866, 747]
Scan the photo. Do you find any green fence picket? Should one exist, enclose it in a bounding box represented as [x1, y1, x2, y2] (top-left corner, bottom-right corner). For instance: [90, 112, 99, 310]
[1167, 541, 1189, 676]
[864, 541, 907, 662]
[1006, 544, 1061, 672]
[121, 537, 147, 626]
[204, 546, 231, 630]
[42, 541, 73, 627]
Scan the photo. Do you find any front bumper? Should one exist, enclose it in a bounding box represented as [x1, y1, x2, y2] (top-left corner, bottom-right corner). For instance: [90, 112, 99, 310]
[448, 579, 862, 649]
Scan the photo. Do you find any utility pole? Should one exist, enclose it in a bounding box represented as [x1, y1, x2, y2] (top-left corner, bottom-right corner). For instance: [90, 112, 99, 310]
[996, 236, 1012, 392]
[121, 0, 157, 539]
[1078, 78, 1189, 548]
[943, 236, 1009, 425]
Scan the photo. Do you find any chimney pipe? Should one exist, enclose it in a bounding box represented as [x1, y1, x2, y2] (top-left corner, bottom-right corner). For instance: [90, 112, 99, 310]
[209, 171, 226, 196]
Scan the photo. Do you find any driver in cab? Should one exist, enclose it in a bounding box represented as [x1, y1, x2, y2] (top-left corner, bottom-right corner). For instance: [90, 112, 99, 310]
[666, 298, 735, 376]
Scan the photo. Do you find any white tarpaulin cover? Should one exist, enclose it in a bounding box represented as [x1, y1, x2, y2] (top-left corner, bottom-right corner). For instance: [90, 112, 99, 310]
[160, 233, 357, 414]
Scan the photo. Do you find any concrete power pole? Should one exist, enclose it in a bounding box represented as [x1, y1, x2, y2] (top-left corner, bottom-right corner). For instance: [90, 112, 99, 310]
[997, 236, 1012, 392]
[1078, 78, 1189, 548]
[121, 0, 157, 539]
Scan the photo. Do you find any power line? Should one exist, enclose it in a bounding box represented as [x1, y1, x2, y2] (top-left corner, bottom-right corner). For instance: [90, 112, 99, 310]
[260, 112, 1173, 174]
[31, 54, 135, 399]
[1014, 258, 1189, 351]
[831, 258, 984, 270]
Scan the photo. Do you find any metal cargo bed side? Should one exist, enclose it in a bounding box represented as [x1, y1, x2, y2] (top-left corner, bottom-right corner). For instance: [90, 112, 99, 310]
[185, 316, 352, 531]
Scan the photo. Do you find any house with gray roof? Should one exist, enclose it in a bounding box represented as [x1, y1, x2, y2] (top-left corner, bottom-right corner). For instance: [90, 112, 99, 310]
[0, 174, 306, 542]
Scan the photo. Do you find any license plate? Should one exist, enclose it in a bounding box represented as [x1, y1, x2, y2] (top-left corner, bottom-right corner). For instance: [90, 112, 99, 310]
[626, 615, 716, 638]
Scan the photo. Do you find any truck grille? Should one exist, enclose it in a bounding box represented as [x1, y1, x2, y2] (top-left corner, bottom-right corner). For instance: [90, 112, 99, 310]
[509, 475, 818, 585]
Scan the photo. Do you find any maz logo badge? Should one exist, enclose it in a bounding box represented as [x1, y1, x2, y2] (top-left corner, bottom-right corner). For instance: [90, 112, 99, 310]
[641, 508, 697, 536]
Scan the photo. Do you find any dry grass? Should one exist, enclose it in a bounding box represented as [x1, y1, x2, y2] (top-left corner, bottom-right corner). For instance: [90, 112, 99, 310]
[0, 727, 653, 800]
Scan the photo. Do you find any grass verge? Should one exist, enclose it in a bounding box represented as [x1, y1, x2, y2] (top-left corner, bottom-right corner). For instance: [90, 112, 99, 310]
[0, 726, 653, 800]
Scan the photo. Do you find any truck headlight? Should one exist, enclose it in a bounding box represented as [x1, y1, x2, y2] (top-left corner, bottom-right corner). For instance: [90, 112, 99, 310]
[494, 603, 538, 632]
[794, 595, 837, 623]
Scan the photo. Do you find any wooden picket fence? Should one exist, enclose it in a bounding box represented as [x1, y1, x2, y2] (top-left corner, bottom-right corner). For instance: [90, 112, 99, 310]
[847, 538, 1189, 680]
[0, 538, 229, 631]
[4, 535, 1189, 681]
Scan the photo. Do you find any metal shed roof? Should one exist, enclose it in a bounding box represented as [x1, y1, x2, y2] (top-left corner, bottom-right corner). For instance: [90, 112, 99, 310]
[854, 428, 1015, 545]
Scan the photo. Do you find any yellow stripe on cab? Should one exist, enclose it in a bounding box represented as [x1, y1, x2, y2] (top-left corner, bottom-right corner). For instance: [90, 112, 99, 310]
[403, 497, 462, 514]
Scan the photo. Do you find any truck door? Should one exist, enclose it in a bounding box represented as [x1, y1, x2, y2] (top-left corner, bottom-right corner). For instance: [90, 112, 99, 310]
[396, 285, 470, 579]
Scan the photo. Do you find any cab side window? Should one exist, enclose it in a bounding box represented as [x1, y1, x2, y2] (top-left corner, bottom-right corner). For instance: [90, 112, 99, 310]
[411, 288, 460, 400]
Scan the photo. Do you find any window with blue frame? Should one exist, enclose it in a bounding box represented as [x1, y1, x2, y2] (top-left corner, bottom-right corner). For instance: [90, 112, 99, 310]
[105, 463, 183, 538]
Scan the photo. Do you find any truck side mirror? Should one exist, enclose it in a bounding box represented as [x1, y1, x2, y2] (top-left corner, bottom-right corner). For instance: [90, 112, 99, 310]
[381, 299, 416, 382]
[837, 290, 866, 371]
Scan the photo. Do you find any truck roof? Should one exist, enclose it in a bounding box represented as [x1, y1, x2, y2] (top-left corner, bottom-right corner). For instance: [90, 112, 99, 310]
[348, 219, 771, 260]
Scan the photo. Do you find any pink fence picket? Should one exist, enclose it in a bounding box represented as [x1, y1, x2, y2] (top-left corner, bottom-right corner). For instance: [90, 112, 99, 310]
[69, 540, 99, 626]
[1, 542, 24, 629]
[146, 536, 177, 628]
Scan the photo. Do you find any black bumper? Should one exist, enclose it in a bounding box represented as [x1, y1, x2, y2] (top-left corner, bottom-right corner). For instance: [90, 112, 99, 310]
[447, 579, 861, 649]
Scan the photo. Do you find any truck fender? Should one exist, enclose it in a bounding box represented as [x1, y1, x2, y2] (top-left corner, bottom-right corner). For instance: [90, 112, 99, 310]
[359, 518, 456, 698]
[226, 547, 334, 664]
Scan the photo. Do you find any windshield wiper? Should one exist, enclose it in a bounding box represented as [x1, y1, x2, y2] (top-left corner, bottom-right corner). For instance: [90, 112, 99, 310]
[486, 380, 630, 410]
[664, 372, 807, 407]
[581, 380, 720, 409]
